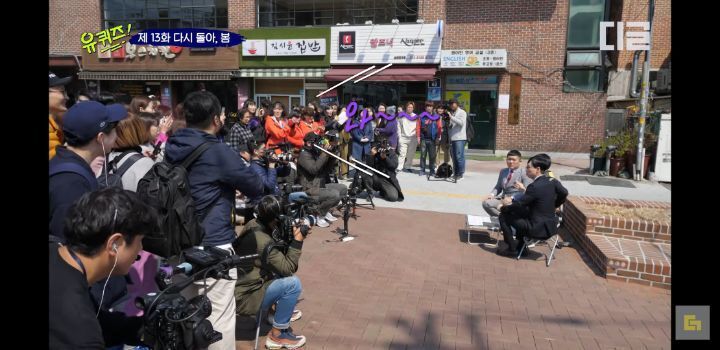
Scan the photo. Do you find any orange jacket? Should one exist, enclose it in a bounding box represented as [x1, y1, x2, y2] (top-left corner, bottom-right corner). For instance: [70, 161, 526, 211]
[265, 116, 288, 149]
[286, 118, 309, 149]
[49, 115, 63, 160]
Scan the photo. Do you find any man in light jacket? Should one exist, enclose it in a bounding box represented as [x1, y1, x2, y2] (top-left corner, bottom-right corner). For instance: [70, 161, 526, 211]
[448, 99, 467, 181]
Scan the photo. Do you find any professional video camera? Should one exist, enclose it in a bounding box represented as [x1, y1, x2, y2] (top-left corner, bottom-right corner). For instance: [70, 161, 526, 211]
[260, 194, 320, 251]
[266, 142, 295, 163]
[140, 247, 258, 350]
[372, 138, 393, 157]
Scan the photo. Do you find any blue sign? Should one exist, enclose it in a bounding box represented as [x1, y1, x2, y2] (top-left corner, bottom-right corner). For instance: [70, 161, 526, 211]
[129, 29, 244, 48]
[427, 87, 441, 101]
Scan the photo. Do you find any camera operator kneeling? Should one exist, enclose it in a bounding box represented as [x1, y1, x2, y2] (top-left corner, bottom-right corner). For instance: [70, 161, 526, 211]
[233, 195, 309, 349]
[49, 187, 158, 349]
[363, 141, 405, 202]
[297, 132, 347, 227]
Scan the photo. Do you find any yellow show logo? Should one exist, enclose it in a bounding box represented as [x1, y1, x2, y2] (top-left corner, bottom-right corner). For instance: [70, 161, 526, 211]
[683, 314, 702, 332]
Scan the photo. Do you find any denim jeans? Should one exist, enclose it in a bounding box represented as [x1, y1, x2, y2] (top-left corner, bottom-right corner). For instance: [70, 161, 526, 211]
[260, 276, 303, 329]
[451, 140, 466, 176]
[419, 139, 437, 174]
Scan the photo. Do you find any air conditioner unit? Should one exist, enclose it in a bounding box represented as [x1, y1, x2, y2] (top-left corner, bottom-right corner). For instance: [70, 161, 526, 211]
[656, 69, 671, 93]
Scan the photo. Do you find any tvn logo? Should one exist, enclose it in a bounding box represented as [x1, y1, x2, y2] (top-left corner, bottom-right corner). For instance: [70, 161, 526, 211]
[600, 22, 650, 51]
[676, 306, 710, 340]
[684, 314, 702, 331]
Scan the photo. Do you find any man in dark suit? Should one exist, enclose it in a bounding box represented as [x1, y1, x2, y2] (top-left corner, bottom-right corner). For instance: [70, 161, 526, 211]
[496, 154, 568, 257]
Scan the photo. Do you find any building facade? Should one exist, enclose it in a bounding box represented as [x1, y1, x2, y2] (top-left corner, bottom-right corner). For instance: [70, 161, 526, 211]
[49, 0, 671, 153]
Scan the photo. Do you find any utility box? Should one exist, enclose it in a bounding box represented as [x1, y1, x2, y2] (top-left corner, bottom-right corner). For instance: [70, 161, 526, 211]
[654, 113, 671, 182]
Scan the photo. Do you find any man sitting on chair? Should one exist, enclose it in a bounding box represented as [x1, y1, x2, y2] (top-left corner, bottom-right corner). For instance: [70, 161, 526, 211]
[496, 154, 568, 257]
[482, 150, 533, 217]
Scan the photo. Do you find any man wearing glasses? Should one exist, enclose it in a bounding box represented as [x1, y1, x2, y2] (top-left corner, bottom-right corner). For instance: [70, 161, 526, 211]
[49, 71, 72, 159]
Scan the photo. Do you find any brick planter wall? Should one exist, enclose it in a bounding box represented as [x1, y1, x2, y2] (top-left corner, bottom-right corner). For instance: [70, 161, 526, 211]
[563, 196, 671, 289]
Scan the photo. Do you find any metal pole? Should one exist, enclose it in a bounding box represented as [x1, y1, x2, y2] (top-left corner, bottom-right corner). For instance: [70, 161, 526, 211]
[313, 144, 374, 177]
[636, 0, 655, 181]
[350, 157, 391, 179]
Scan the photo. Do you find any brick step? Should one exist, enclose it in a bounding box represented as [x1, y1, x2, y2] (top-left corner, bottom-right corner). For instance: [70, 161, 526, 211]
[562, 196, 671, 289]
[571, 196, 671, 244]
[570, 231, 671, 289]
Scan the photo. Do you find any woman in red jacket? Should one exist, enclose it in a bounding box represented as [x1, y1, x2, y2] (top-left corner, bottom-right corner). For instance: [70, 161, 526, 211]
[265, 101, 293, 152]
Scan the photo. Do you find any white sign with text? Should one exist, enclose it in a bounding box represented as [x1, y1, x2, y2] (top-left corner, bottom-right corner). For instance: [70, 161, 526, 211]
[331, 23, 442, 64]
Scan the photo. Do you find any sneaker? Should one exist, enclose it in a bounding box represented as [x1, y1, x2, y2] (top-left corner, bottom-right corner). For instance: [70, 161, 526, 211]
[316, 218, 330, 228]
[324, 212, 338, 222]
[266, 309, 302, 326]
[265, 329, 306, 349]
[290, 309, 302, 322]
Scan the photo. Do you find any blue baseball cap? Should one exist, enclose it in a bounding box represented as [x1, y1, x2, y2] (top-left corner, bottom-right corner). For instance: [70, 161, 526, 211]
[62, 102, 128, 143]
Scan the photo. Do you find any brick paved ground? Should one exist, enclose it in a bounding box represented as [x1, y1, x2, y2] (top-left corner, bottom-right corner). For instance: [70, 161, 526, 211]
[236, 207, 670, 349]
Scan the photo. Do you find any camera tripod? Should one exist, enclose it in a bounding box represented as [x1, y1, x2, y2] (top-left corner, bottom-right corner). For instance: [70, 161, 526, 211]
[343, 169, 375, 209]
[335, 192, 359, 241]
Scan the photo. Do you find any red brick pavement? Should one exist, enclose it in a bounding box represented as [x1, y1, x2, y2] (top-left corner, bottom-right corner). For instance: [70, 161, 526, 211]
[236, 207, 670, 349]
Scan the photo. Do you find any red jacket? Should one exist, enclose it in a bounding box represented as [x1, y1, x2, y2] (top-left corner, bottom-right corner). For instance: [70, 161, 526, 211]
[416, 116, 443, 142]
[286, 118, 309, 149]
[265, 116, 290, 150]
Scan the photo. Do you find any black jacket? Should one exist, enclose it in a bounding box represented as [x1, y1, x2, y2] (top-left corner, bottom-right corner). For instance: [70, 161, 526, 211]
[49, 146, 98, 240]
[165, 128, 264, 246]
[49, 244, 142, 349]
[365, 151, 404, 201]
[503, 175, 568, 239]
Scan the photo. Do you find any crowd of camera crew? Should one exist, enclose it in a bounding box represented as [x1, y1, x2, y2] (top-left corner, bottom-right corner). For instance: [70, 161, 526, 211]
[50, 69, 572, 350]
[49, 69, 477, 350]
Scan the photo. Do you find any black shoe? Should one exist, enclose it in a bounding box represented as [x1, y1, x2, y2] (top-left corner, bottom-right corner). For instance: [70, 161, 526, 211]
[496, 248, 517, 257]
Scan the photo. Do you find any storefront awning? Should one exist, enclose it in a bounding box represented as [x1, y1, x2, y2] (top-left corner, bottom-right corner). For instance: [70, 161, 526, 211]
[325, 65, 438, 82]
[234, 68, 328, 78]
[78, 71, 233, 81]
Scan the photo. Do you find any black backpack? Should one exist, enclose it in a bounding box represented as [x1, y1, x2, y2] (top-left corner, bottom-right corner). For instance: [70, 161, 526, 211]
[436, 162, 453, 178]
[97, 150, 144, 189]
[136, 142, 212, 258]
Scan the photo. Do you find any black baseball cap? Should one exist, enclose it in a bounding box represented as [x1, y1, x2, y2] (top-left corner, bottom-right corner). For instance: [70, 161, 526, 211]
[62, 102, 128, 143]
[304, 132, 320, 143]
[49, 71, 72, 87]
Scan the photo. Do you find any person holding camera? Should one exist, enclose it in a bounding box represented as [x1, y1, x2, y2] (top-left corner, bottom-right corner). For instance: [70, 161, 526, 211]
[165, 91, 264, 350]
[297, 132, 348, 227]
[50, 187, 158, 349]
[364, 138, 405, 202]
[233, 195, 309, 349]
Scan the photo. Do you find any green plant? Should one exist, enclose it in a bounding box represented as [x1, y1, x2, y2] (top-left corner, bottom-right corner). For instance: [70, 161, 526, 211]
[593, 140, 607, 157]
[612, 130, 637, 158]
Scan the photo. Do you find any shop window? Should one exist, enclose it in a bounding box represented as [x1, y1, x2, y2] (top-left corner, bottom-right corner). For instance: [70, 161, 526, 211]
[563, 69, 602, 92]
[102, 0, 228, 30]
[257, 0, 418, 27]
[566, 0, 607, 49]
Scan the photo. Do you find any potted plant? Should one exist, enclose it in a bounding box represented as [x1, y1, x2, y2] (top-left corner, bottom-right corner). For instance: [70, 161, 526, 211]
[624, 130, 655, 178]
[608, 132, 629, 177]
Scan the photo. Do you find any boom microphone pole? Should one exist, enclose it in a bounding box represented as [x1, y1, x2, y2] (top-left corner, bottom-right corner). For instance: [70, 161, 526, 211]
[350, 157, 390, 179]
[313, 144, 373, 177]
